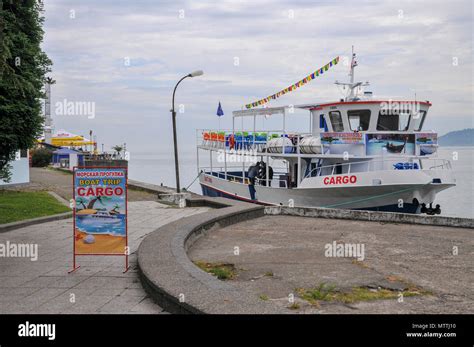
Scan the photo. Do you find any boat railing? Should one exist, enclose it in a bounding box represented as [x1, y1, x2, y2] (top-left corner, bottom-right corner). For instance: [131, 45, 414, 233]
[196, 128, 312, 153]
[201, 167, 289, 188]
[304, 158, 452, 178]
[255, 177, 290, 188]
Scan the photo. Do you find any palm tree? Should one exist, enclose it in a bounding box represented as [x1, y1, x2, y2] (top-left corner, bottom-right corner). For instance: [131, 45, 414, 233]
[110, 204, 121, 214]
[86, 195, 113, 210]
[76, 197, 87, 210]
[45, 77, 56, 85]
[112, 145, 123, 158]
[87, 196, 104, 209]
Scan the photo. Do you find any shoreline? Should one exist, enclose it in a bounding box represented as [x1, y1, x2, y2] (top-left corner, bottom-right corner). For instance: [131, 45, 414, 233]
[74, 229, 126, 255]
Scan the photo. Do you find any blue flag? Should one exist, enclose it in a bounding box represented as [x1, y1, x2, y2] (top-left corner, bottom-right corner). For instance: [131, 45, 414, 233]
[216, 101, 224, 117]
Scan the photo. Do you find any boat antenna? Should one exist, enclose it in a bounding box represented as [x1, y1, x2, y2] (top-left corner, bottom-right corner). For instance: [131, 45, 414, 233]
[349, 45, 356, 85]
[334, 46, 369, 101]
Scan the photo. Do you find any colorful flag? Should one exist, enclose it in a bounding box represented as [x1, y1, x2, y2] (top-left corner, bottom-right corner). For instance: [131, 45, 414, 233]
[243, 56, 339, 109]
[216, 101, 224, 116]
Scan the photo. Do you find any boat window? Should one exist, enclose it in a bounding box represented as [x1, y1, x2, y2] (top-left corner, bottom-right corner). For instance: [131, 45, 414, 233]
[348, 109, 371, 131]
[399, 111, 410, 130]
[329, 111, 344, 132]
[377, 111, 411, 131]
[412, 110, 426, 131]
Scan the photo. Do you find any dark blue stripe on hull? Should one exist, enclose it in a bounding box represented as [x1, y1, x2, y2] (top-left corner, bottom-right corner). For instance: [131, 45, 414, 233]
[201, 184, 223, 198]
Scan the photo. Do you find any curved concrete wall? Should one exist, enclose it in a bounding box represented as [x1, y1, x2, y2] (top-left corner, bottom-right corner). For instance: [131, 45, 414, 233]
[138, 199, 285, 314]
[138, 197, 473, 313]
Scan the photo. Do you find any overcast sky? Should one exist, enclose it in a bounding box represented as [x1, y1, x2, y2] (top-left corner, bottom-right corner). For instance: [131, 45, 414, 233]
[42, 0, 473, 154]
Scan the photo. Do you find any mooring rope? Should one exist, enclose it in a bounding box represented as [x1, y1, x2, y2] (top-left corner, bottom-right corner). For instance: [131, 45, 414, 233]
[184, 172, 201, 191]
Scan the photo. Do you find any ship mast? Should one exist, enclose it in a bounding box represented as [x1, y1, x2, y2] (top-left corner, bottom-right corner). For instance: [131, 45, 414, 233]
[335, 46, 369, 101]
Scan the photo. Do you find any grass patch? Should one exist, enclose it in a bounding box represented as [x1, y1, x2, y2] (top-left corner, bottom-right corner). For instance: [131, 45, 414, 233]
[288, 303, 300, 310]
[335, 287, 400, 303]
[264, 271, 274, 277]
[0, 190, 70, 224]
[194, 261, 236, 280]
[296, 283, 337, 303]
[297, 282, 429, 305]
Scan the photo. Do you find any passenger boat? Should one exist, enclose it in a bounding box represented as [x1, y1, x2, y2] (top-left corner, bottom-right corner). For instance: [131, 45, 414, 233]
[195, 50, 455, 214]
[385, 142, 406, 153]
[89, 211, 121, 223]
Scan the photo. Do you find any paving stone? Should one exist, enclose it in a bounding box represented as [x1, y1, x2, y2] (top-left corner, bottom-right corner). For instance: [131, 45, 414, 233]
[0, 200, 209, 313]
[98, 294, 146, 313]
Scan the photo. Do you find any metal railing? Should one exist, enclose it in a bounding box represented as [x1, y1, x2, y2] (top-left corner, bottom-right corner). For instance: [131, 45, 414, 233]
[196, 129, 312, 153]
[83, 152, 127, 161]
[201, 167, 289, 188]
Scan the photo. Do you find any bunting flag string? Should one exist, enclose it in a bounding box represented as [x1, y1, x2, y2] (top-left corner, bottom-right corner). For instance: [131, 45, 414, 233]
[244, 56, 340, 109]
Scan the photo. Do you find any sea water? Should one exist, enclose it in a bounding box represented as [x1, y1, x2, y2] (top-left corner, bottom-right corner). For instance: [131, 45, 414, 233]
[76, 214, 126, 235]
[128, 147, 474, 219]
[434, 147, 474, 218]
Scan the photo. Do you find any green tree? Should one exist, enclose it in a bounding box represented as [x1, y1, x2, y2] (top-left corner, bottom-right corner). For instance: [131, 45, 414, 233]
[75, 197, 87, 210]
[112, 145, 123, 157]
[0, 0, 52, 181]
[30, 147, 51, 167]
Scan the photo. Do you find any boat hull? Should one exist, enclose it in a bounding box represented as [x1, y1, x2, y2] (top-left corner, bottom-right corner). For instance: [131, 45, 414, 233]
[199, 171, 454, 214]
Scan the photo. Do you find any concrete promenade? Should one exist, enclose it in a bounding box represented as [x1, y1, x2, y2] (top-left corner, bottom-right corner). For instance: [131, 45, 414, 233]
[189, 214, 473, 313]
[2, 167, 472, 314]
[0, 201, 209, 313]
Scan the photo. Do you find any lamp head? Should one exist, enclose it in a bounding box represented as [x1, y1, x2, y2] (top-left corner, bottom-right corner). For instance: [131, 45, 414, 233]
[189, 70, 204, 77]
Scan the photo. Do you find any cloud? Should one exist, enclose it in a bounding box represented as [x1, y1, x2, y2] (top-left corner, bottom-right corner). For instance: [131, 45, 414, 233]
[42, 0, 473, 156]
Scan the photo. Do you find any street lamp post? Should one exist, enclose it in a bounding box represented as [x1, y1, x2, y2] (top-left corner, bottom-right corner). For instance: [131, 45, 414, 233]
[171, 70, 203, 193]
